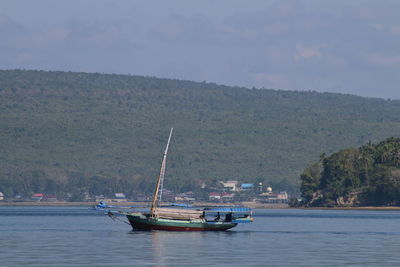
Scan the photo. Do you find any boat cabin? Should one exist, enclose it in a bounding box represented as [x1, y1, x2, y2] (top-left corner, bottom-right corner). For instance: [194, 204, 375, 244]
[203, 207, 253, 223]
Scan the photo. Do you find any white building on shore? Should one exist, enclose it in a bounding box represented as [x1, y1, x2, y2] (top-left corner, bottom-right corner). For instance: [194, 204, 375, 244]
[220, 180, 238, 191]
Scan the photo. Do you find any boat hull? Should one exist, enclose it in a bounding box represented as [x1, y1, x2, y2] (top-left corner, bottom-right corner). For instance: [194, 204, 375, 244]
[127, 214, 237, 231]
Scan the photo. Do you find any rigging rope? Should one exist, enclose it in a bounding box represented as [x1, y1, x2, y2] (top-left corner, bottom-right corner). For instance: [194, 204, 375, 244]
[107, 211, 131, 225]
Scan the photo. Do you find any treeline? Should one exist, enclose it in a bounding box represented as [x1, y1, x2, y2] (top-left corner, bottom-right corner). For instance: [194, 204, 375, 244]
[300, 137, 400, 207]
[0, 168, 221, 200]
[0, 170, 146, 200]
[1, 69, 400, 198]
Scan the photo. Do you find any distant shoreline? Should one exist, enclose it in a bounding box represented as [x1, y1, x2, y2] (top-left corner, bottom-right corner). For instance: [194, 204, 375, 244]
[1, 201, 400, 210]
[0, 201, 288, 209]
[0, 201, 143, 207]
[302, 206, 400, 211]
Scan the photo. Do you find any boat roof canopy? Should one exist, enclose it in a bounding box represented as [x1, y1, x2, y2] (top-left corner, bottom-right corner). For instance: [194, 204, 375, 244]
[205, 207, 251, 213]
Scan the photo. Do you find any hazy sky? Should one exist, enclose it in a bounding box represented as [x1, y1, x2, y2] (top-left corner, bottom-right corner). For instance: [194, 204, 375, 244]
[1, 0, 399, 99]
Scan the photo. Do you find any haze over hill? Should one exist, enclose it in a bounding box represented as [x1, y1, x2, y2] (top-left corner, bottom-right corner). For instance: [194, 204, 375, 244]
[1, 1, 400, 99]
[1, 69, 400, 198]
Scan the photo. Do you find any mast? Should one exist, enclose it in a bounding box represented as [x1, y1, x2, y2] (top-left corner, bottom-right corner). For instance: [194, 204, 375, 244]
[150, 128, 174, 218]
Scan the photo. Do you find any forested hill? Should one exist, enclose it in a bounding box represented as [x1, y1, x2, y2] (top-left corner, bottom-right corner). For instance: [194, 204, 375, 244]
[299, 137, 400, 207]
[1, 69, 400, 199]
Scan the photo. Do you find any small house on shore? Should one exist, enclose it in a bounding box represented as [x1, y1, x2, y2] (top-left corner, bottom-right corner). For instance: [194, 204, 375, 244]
[31, 193, 44, 202]
[220, 180, 238, 191]
[113, 193, 127, 202]
[175, 191, 195, 202]
[240, 183, 254, 191]
[209, 192, 235, 202]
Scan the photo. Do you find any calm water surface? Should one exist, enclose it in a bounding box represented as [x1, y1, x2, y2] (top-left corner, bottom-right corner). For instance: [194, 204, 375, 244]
[1, 207, 400, 266]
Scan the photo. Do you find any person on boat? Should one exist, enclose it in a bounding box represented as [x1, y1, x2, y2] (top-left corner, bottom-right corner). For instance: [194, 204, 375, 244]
[215, 212, 221, 221]
[225, 212, 233, 222]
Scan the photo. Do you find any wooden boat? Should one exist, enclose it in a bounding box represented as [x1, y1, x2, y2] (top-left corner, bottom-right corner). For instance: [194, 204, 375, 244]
[126, 128, 253, 231]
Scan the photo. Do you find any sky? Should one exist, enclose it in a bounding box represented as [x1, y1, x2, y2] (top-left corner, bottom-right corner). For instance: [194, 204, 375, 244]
[1, 0, 399, 99]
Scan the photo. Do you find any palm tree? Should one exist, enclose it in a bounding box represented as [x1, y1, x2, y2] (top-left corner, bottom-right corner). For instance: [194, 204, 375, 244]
[359, 142, 374, 187]
[342, 149, 359, 189]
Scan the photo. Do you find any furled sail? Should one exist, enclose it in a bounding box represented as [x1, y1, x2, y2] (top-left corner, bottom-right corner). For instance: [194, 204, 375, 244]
[150, 128, 173, 217]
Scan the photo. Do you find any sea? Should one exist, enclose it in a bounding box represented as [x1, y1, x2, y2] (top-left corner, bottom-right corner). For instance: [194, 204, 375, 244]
[1, 207, 400, 266]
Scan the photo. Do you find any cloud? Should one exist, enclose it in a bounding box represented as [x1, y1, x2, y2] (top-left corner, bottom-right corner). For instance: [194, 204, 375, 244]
[391, 24, 400, 35]
[366, 54, 400, 66]
[294, 44, 322, 62]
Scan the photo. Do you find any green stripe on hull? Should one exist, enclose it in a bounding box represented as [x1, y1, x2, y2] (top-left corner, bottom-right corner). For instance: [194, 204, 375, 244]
[127, 214, 237, 231]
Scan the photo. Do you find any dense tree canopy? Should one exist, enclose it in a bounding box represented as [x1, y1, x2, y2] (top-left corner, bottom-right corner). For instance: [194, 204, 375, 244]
[300, 138, 400, 207]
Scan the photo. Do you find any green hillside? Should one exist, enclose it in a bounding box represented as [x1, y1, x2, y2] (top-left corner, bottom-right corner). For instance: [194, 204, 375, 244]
[1, 69, 400, 199]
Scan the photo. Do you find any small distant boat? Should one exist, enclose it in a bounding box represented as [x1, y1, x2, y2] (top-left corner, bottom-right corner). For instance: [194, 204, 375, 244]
[125, 128, 253, 231]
